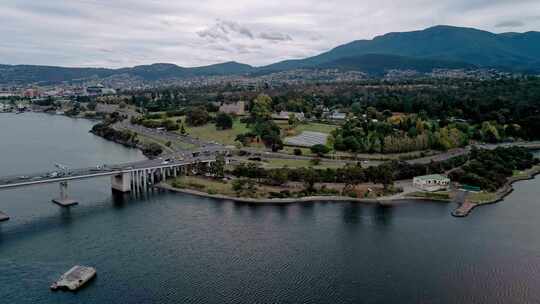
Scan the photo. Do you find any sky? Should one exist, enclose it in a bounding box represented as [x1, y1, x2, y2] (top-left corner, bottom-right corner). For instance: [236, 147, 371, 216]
[2, 0, 539, 68]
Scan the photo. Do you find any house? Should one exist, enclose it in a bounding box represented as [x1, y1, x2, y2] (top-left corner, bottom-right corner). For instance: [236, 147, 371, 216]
[219, 101, 245, 115]
[413, 174, 451, 192]
[329, 111, 347, 121]
[272, 111, 305, 121]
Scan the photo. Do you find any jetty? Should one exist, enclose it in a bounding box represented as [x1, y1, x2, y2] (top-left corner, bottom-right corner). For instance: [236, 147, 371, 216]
[50, 265, 96, 291]
[0, 211, 9, 222]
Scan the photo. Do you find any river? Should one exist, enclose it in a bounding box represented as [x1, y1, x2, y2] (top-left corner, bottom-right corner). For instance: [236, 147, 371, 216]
[1, 113, 540, 303]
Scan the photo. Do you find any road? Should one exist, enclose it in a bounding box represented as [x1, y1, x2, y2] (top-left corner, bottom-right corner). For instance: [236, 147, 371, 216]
[0, 153, 216, 190]
[115, 121, 227, 154]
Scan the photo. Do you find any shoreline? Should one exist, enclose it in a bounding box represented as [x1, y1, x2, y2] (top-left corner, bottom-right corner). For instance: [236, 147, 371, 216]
[452, 165, 540, 217]
[156, 183, 440, 205]
[158, 165, 540, 215]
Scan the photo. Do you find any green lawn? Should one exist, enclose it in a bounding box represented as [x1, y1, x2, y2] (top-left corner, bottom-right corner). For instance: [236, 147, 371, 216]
[408, 191, 451, 201]
[169, 176, 286, 198]
[136, 133, 176, 153]
[469, 192, 497, 204]
[183, 120, 249, 146]
[170, 176, 236, 196]
[236, 157, 346, 169]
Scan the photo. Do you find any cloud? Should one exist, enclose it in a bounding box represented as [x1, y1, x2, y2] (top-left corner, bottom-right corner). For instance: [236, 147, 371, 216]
[1, 0, 539, 68]
[495, 20, 525, 28]
[197, 20, 254, 41]
[259, 32, 293, 41]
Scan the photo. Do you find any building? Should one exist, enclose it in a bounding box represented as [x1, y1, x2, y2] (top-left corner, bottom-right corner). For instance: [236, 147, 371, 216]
[272, 111, 305, 121]
[23, 88, 42, 98]
[219, 101, 245, 115]
[86, 84, 105, 96]
[323, 110, 346, 121]
[413, 174, 451, 192]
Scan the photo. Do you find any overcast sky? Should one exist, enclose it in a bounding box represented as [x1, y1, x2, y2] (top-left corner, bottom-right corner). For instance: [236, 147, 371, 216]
[2, 0, 539, 68]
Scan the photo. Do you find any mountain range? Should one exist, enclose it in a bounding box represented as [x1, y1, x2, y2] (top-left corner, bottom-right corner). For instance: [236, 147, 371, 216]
[1, 25, 539, 85]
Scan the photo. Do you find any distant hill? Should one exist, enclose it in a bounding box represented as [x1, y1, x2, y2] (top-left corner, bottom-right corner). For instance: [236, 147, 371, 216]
[0, 61, 255, 85]
[114, 61, 254, 81]
[1, 25, 540, 85]
[258, 54, 475, 75]
[263, 25, 540, 72]
[0, 64, 114, 85]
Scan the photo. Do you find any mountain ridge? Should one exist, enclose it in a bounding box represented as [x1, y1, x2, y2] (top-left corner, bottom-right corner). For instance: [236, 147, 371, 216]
[1, 25, 540, 85]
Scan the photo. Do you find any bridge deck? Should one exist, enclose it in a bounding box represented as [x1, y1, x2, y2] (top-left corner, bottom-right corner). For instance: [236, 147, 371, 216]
[0, 154, 218, 190]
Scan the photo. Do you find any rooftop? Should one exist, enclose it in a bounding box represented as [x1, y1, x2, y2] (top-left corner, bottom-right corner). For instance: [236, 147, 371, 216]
[414, 174, 450, 181]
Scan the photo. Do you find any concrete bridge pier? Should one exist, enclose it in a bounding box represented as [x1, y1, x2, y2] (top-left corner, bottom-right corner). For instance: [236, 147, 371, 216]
[143, 170, 148, 189]
[112, 172, 132, 193]
[52, 181, 79, 207]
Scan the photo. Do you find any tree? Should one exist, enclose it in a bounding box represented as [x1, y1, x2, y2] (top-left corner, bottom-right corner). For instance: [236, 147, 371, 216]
[299, 167, 318, 192]
[311, 144, 330, 156]
[267, 169, 288, 186]
[180, 123, 187, 135]
[250, 94, 273, 121]
[186, 107, 210, 126]
[210, 154, 226, 178]
[288, 113, 299, 127]
[263, 133, 283, 152]
[142, 142, 163, 158]
[216, 112, 233, 130]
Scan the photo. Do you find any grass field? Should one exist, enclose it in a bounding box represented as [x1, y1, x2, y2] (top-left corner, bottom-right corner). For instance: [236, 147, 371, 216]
[408, 191, 451, 201]
[184, 120, 249, 146]
[169, 176, 285, 198]
[262, 158, 345, 169]
[235, 157, 347, 169]
[171, 176, 236, 196]
[469, 192, 498, 204]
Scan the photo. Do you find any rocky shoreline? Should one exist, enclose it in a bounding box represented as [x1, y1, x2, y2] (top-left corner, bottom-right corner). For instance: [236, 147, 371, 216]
[156, 183, 441, 205]
[158, 165, 540, 217]
[452, 166, 540, 217]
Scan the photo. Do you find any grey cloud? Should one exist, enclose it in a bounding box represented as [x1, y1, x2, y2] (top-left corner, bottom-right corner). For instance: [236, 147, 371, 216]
[259, 32, 293, 41]
[495, 20, 525, 28]
[2, 0, 540, 68]
[197, 20, 254, 42]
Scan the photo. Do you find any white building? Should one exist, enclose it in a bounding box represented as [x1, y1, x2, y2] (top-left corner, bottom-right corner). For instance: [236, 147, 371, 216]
[413, 174, 451, 192]
[272, 111, 305, 121]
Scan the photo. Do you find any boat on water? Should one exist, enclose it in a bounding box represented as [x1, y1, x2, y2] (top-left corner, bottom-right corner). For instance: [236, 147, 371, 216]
[50, 265, 96, 291]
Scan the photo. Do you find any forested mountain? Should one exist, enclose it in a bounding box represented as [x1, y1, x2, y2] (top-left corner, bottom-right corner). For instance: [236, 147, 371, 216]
[263, 25, 540, 72]
[0, 62, 255, 85]
[1, 25, 539, 85]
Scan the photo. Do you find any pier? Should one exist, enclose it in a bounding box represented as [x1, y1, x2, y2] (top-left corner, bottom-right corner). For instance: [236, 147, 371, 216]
[0, 211, 9, 222]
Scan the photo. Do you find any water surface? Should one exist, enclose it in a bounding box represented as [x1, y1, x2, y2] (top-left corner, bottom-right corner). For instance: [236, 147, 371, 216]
[1, 113, 540, 304]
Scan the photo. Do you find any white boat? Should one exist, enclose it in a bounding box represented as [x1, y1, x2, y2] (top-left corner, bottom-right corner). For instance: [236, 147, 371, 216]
[50, 265, 96, 291]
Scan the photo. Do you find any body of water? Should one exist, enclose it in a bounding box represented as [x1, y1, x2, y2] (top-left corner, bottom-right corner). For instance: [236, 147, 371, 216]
[1, 113, 540, 303]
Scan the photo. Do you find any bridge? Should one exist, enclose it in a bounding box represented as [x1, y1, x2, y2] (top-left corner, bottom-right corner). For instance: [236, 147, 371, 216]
[0, 149, 225, 220]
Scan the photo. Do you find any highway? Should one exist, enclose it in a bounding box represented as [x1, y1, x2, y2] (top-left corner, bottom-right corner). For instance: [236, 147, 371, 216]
[0, 153, 218, 190]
